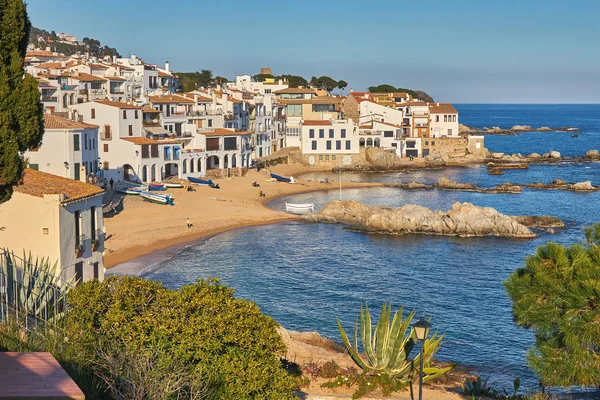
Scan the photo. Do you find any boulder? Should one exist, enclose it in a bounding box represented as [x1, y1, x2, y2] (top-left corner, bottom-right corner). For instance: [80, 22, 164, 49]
[365, 147, 395, 167]
[542, 153, 551, 159]
[459, 124, 473, 134]
[495, 183, 522, 193]
[511, 125, 533, 131]
[310, 200, 538, 238]
[406, 182, 431, 190]
[552, 179, 567, 186]
[550, 151, 561, 159]
[491, 152, 505, 159]
[486, 127, 503, 133]
[537, 127, 552, 132]
[488, 169, 504, 175]
[572, 181, 594, 191]
[586, 150, 599, 159]
[528, 153, 542, 159]
[436, 177, 476, 190]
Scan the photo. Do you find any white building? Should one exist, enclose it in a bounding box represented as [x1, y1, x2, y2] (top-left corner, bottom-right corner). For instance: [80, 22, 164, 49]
[25, 113, 100, 181]
[429, 103, 459, 138]
[227, 74, 289, 95]
[0, 169, 105, 283]
[300, 119, 359, 164]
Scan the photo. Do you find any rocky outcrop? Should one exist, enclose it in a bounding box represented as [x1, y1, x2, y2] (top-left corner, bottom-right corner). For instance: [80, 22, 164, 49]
[462, 124, 581, 135]
[387, 179, 521, 194]
[302, 200, 541, 238]
[572, 181, 594, 191]
[437, 177, 476, 190]
[528, 153, 542, 159]
[514, 216, 565, 229]
[586, 150, 599, 159]
[550, 151, 561, 159]
[510, 180, 598, 191]
[364, 147, 398, 167]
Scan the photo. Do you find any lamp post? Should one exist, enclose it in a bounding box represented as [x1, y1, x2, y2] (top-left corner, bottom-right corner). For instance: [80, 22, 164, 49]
[413, 317, 431, 400]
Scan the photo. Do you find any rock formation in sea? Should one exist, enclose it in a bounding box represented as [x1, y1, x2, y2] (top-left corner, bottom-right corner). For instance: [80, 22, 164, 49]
[301, 200, 556, 239]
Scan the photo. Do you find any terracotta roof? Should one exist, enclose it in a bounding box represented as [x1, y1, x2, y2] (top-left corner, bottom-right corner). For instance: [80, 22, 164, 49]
[26, 50, 66, 58]
[302, 120, 332, 126]
[94, 100, 141, 109]
[274, 87, 315, 95]
[105, 76, 125, 81]
[121, 137, 182, 145]
[158, 71, 173, 77]
[429, 103, 458, 114]
[279, 96, 343, 105]
[15, 169, 104, 203]
[72, 73, 107, 82]
[402, 101, 429, 107]
[89, 63, 109, 69]
[142, 105, 161, 113]
[44, 114, 98, 130]
[202, 128, 251, 137]
[36, 62, 65, 69]
[149, 95, 194, 104]
[182, 93, 213, 102]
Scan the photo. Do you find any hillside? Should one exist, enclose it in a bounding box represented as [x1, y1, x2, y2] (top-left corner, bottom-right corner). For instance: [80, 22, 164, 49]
[29, 26, 120, 58]
[368, 84, 434, 102]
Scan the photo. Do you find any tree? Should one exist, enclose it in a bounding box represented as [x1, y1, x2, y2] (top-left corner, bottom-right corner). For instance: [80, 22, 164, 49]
[63, 276, 297, 399]
[337, 79, 348, 94]
[505, 225, 600, 386]
[311, 76, 340, 93]
[0, 0, 44, 202]
[368, 84, 397, 93]
[279, 74, 308, 88]
[253, 73, 274, 82]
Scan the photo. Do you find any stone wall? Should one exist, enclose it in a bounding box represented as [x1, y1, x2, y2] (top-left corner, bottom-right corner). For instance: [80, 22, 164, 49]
[205, 167, 248, 179]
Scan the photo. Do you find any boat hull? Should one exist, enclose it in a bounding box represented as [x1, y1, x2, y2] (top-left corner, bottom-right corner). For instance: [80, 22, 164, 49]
[188, 177, 214, 185]
[285, 202, 314, 214]
[271, 173, 294, 183]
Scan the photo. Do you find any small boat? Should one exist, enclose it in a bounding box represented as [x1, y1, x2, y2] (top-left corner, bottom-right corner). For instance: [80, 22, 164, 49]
[271, 173, 295, 183]
[116, 185, 142, 195]
[141, 191, 174, 205]
[148, 182, 166, 191]
[164, 182, 184, 188]
[285, 202, 314, 213]
[188, 176, 214, 185]
[571, 134, 579, 138]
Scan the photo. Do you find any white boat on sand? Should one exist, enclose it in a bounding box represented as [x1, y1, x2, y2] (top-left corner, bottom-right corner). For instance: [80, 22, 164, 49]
[285, 202, 315, 213]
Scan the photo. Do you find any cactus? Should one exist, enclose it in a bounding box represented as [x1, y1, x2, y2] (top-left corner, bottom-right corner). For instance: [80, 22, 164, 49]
[336, 302, 451, 383]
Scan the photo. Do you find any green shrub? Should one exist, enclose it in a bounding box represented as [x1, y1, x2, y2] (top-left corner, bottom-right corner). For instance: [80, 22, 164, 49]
[62, 276, 297, 399]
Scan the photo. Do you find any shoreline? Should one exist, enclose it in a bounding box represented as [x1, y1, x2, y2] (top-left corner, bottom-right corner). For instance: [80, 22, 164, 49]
[104, 164, 383, 269]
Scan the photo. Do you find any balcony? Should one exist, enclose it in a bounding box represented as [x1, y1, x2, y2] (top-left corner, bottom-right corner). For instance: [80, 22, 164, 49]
[189, 110, 222, 117]
[41, 96, 57, 102]
[415, 123, 428, 128]
[183, 131, 193, 137]
[60, 84, 78, 91]
[75, 234, 88, 257]
[110, 89, 125, 95]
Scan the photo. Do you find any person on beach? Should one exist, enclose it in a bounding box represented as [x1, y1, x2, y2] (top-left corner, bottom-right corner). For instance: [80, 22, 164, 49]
[187, 218, 193, 228]
[109, 178, 114, 189]
[109, 201, 117, 215]
[258, 191, 266, 197]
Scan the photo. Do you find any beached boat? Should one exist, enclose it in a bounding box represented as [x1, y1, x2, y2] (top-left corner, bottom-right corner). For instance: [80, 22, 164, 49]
[271, 173, 295, 183]
[148, 182, 166, 191]
[116, 185, 142, 195]
[285, 202, 314, 213]
[141, 191, 174, 205]
[187, 176, 214, 185]
[164, 182, 184, 188]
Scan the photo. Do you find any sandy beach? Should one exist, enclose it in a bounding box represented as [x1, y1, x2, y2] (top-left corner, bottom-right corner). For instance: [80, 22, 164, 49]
[104, 164, 382, 268]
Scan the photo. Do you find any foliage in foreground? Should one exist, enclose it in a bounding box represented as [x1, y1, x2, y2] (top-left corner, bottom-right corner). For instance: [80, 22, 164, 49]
[505, 224, 600, 387]
[62, 276, 297, 399]
[335, 303, 451, 398]
[0, 0, 44, 202]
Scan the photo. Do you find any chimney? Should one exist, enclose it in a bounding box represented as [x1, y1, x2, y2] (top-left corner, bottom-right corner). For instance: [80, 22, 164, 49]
[112, 55, 117, 64]
[350, 88, 354, 93]
[68, 109, 73, 120]
[79, 165, 86, 183]
[165, 61, 170, 73]
[437, 102, 440, 106]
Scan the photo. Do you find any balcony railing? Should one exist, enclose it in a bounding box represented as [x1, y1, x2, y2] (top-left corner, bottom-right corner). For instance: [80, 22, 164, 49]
[415, 123, 428, 128]
[189, 110, 223, 116]
[41, 96, 57, 102]
[110, 90, 125, 95]
[61, 85, 78, 91]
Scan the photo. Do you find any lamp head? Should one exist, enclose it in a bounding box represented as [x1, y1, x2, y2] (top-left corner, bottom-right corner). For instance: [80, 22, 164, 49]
[413, 316, 431, 341]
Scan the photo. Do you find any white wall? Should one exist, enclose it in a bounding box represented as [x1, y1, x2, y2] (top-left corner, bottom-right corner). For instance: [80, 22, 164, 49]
[300, 120, 359, 155]
[430, 113, 459, 138]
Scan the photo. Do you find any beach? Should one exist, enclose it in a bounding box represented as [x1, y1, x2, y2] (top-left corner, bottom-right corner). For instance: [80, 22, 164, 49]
[104, 164, 382, 268]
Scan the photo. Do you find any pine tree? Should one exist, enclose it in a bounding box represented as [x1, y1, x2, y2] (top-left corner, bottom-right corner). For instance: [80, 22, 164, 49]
[0, 0, 44, 202]
[505, 225, 600, 386]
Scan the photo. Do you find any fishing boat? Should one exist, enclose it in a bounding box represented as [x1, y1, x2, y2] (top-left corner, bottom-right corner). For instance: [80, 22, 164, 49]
[164, 182, 184, 188]
[148, 182, 166, 191]
[187, 176, 214, 185]
[141, 191, 174, 205]
[285, 202, 314, 214]
[116, 185, 142, 195]
[271, 173, 295, 183]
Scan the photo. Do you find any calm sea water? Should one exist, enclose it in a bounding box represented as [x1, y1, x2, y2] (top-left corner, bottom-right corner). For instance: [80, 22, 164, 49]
[112, 105, 600, 389]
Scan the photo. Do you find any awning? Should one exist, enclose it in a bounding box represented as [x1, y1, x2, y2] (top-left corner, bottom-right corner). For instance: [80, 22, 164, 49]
[144, 126, 170, 135]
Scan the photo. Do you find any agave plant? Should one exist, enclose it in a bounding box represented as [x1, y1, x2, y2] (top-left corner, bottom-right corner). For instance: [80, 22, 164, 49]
[336, 303, 451, 383]
[0, 249, 72, 326]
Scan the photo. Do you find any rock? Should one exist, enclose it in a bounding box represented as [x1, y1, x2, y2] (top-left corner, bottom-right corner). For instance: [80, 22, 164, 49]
[537, 127, 552, 132]
[436, 177, 476, 190]
[278, 327, 352, 368]
[486, 127, 503, 134]
[528, 153, 541, 159]
[586, 150, 599, 159]
[542, 153, 551, 159]
[514, 215, 565, 229]
[511, 125, 533, 131]
[406, 181, 431, 190]
[459, 124, 473, 134]
[365, 147, 397, 167]
[424, 152, 445, 166]
[546, 228, 556, 234]
[300, 213, 338, 224]
[488, 169, 504, 175]
[491, 152, 505, 159]
[552, 179, 567, 186]
[495, 183, 522, 193]
[312, 200, 538, 238]
[550, 151, 561, 159]
[572, 181, 594, 191]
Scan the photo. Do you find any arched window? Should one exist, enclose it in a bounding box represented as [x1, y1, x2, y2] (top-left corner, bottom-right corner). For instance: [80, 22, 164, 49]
[190, 159, 195, 173]
[198, 158, 202, 172]
[182, 159, 187, 174]
[142, 166, 147, 182]
[374, 138, 380, 147]
[359, 138, 365, 147]
[366, 138, 373, 147]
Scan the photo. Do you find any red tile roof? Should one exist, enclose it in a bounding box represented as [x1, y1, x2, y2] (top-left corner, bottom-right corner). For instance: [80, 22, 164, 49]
[94, 100, 141, 109]
[302, 120, 332, 126]
[202, 128, 251, 137]
[274, 87, 314, 95]
[15, 169, 104, 203]
[149, 95, 195, 104]
[44, 114, 98, 130]
[71, 73, 107, 82]
[36, 62, 65, 69]
[26, 50, 67, 58]
[429, 103, 458, 114]
[121, 137, 183, 145]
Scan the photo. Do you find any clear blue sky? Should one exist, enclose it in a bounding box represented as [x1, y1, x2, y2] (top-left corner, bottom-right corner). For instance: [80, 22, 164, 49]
[26, 0, 600, 103]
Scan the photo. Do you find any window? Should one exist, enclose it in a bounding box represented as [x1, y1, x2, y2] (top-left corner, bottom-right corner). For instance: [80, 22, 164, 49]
[326, 140, 331, 150]
[150, 144, 159, 158]
[444, 115, 448, 122]
[208, 119, 213, 127]
[319, 129, 324, 138]
[312, 104, 335, 113]
[341, 129, 346, 138]
[84, 133, 88, 149]
[102, 125, 111, 140]
[142, 145, 149, 158]
[93, 262, 99, 279]
[123, 110, 127, 119]
[309, 129, 314, 138]
[336, 140, 341, 150]
[384, 131, 394, 138]
[91, 206, 96, 239]
[103, 161, 109, 170]
[286, 104, 302, 115]
[425, 141, 429, 145]
[103, 144, 108, 152]
[332, 155, 336, 160]
[73, 134, 80, 151]
[448, 129, 453, 135]
[432, 141, 436, 145]
[329, 129, 334, 138]
[325, 155, 329, 160]
[74, 163, 80, 180]
[224, 137, 237, 150]
[135, 110, 139, 119]
[436, 115, 440, 122]
[91, 108, 95, 119]
[128, 125, 133, 136]
[453, 115, 457, 122]
[319, 155, 323, 160]
[29, 163, 39, 170]
[346, 140, 351, 150]
[264, 89, 271, 94]
[311, 141, 317, 150]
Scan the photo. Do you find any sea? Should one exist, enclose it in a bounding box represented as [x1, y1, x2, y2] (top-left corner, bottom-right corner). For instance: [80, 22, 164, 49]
[110, 104, 600, 391]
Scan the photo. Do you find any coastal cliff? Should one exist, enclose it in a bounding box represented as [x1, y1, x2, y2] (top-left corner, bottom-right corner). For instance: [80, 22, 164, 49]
[302, 200, 562, 238]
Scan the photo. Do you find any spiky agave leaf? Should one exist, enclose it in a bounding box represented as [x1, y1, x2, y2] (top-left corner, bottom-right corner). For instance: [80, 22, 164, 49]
[361, 303, 377, 366]
[337, 316, 369, 371]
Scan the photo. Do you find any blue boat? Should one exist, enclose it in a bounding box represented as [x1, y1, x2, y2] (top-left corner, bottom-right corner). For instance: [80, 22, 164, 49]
[148, 182, 166, 191]
[270, 173, 295, 183]
[141, 191, 174, 206]
[188, 176, 214, 185]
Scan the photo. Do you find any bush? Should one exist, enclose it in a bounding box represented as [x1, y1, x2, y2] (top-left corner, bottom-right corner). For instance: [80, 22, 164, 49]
[62, 276, 297, 399]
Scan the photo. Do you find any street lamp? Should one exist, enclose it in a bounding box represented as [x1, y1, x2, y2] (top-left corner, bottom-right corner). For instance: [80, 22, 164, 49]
[413, 316, 431, 400]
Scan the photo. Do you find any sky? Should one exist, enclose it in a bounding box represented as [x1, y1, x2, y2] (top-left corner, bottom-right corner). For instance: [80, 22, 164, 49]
[26, 0, 600, 103]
